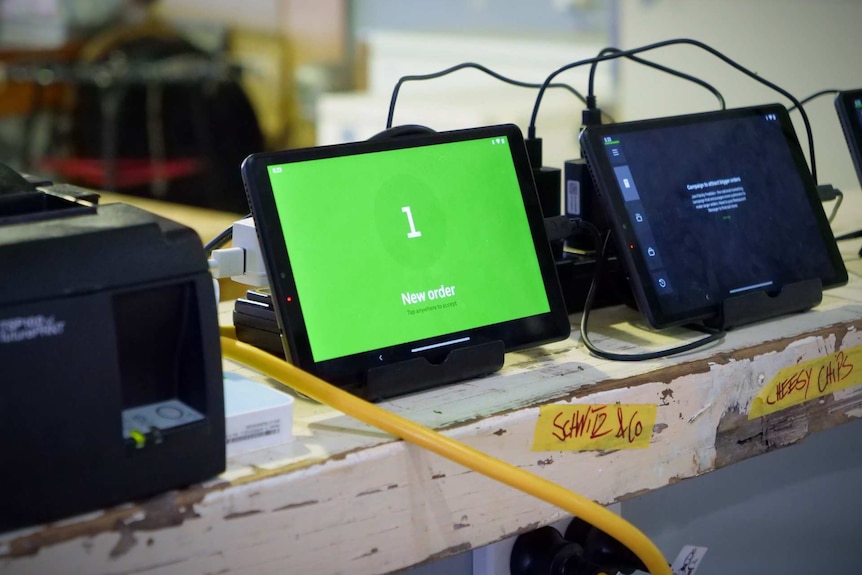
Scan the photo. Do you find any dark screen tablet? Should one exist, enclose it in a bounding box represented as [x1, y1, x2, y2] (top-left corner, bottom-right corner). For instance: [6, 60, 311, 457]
[580, 104, 847, 329]
[835, 89, 862, 187]
[241, 124, 570, 395]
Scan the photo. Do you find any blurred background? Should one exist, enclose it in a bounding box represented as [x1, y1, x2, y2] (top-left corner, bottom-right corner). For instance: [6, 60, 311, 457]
[3, 0, 860, 215]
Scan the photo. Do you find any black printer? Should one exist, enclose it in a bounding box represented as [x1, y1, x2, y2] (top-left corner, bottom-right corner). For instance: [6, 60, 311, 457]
[0, 169, 225, 532]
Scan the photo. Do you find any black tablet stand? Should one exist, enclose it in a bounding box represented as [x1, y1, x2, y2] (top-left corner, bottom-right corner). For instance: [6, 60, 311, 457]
[703, 278, 823, 331]
[365, 340, 506, 402]
[232, 288, 507, 400]
[834, 229, 862, 258]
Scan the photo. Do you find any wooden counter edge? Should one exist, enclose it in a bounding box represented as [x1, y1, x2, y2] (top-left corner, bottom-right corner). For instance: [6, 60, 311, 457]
[2, 315, 861, 575]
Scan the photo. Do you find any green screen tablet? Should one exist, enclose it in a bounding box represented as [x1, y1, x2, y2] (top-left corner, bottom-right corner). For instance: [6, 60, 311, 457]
[241, 124, 569, 396]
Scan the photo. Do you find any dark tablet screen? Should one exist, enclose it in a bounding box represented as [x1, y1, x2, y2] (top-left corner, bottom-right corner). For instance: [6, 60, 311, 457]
[581, 105, 847, 328]
[242, 124, 569, 394]
[835, 89, 862, 187]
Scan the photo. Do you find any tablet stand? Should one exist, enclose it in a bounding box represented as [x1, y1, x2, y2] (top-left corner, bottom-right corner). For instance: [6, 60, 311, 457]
[833, 229, 862, 258]
[365, 340, 505, 402]
[703, 278, 823, 330]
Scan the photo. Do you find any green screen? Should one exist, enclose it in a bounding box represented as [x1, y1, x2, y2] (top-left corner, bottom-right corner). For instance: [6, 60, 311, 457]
[267, 135, 550, 362]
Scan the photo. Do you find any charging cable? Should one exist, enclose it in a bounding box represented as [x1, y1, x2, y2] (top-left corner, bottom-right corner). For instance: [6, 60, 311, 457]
[817, 184, 844, 224]
[580, 230, 725, 361]
[583, 46, 727, 126]
[219, 328, 672, 575]
[385, 62, 588, 130]
[528, 38, 818, 184]
[544, 215, 726, 361]
[787, 89, 841, 113]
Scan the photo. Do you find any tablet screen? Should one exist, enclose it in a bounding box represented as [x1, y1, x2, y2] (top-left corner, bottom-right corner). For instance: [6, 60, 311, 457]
[242, 124, 569, 394]
[835, 89, 862, 187]
[581, 105, 847, 328]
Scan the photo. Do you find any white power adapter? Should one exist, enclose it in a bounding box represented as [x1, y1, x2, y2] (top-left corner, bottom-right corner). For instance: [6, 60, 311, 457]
[229, 217, 268, 286]
[208, 217, 269, 287]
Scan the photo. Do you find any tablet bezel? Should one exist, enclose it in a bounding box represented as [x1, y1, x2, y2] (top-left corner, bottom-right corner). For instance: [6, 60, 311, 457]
[835, 89, 862, 187]
[241, 124, 570, 392]
[580, 104, 847, 329]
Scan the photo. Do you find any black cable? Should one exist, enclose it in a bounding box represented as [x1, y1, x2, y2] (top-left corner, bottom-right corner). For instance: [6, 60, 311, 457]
[587, 47, 726, 111]
[817, 184, 844, 224]
[578, 224, 726, 362]
[528, 38, 817, 184]
[787, 89, 841, 113]
[835, 229, 862, 241]
[827, 190, 843, 224]
[385, 62, 587, 130]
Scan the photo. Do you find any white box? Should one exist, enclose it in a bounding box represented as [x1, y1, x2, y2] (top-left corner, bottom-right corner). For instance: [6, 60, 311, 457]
[224, 372, 294, 457]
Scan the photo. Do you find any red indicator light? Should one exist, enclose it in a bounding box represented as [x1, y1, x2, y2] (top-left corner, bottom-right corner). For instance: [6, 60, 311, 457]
[286, 296, 293, 302]
[629, 244, 634, 250]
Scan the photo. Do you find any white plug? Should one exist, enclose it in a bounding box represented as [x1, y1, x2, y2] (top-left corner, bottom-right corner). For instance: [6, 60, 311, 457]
[230, 217, 268, 286]
[209, 246, 245, 278]
[207, 217, 269, 287]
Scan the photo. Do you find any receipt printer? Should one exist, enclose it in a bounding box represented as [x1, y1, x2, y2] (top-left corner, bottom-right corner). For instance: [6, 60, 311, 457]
[0, 181, 225, 532]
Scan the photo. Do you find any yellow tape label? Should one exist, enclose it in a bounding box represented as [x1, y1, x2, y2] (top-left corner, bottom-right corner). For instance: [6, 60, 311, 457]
[532, 404, 657, 451]
[749, 345, 862, 419]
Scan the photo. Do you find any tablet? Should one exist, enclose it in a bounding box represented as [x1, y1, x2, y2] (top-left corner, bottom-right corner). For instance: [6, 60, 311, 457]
[580, 104, 847, 329]
[241, 124, 570, 395]
[835, 89, 862, 187]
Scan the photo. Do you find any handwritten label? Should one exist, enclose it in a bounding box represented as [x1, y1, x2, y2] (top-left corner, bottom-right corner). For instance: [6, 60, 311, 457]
[532, 404, 657, 451]
[748, 345, 862, 419]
